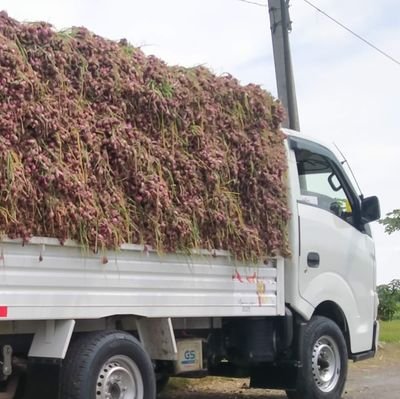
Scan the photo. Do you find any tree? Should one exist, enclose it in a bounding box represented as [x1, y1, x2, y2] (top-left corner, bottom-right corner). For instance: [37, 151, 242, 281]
[380, 209, 400, 234]
[377, 279, 400, 321]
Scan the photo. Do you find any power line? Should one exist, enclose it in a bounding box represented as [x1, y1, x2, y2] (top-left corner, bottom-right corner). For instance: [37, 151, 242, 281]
[237, 0, 400, 67]
[237, 0, 267, 8]
[303, 0, 400, 67]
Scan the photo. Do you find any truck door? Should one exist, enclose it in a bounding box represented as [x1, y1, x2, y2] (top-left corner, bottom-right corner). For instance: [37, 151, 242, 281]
[293, 139, 376, 354]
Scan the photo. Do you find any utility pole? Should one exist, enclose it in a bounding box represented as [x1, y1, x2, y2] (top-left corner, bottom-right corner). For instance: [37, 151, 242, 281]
[268, 0, 300, 131]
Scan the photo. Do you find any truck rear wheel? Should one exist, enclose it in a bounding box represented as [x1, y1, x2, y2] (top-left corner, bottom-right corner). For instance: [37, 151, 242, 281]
[60, 330, 156, 399]
[286, 316, 347, 399]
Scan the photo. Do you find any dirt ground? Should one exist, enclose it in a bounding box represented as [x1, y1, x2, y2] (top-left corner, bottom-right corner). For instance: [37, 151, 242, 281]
[160, 343, 400, 399]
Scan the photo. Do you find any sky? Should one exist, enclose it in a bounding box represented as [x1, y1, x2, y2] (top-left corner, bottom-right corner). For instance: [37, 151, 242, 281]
[1, 0, 399, 283]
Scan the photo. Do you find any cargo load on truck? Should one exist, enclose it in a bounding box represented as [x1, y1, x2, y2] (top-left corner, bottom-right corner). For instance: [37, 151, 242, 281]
[0, 11, 290, 260]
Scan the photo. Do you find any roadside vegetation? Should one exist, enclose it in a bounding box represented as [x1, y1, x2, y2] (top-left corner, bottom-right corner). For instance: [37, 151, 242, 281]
[380, 209, 400, 234]
[377, 280, 400, 342]
[380, 319, 400, 343]
[377, 279, 400, 321]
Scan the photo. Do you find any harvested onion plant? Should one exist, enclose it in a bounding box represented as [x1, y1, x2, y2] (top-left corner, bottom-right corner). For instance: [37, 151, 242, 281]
[0, 12, 290, 261]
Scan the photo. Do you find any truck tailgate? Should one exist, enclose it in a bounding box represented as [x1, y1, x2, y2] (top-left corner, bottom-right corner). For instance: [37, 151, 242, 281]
[0, 237, 285, 320]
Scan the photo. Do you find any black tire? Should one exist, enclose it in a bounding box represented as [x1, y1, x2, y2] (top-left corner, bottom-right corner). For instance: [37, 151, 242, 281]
[60, 330, 156, 399]
[286, 316, 348, 399]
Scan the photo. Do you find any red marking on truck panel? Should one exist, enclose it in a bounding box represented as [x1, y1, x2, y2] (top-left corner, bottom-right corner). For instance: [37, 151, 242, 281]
[0, 307, 8, 317]
[232, 270, 244, 283]
[246, 272, 257, 283]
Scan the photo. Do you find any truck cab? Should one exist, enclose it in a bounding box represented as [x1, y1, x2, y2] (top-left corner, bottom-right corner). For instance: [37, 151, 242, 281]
[255, 130, 380, 398]
[284, 130, 380, 357]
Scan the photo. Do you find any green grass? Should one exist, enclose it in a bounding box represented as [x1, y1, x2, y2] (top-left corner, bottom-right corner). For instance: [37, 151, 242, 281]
[379, 319, 400, 343]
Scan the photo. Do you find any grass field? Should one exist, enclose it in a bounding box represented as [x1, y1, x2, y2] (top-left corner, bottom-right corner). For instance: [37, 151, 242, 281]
[379, 319, 400, 343]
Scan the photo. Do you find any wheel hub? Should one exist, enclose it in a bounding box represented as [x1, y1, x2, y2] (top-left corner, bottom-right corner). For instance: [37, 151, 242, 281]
[109, 382, 121, 399]
[311, 335, 341, 392]
[96, 356, 144, 399]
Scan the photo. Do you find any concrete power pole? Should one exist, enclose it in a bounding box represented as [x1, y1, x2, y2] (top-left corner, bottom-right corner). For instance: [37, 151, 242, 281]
[268, 0, 300, 131]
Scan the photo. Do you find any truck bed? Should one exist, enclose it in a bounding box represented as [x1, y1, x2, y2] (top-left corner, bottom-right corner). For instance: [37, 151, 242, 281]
[0, 237, 284, 321]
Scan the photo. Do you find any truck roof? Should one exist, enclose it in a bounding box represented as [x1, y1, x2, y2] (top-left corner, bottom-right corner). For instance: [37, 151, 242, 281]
[283, 128, 336, 154]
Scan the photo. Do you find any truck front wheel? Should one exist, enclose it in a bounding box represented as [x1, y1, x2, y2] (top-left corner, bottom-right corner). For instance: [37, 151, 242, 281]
[286, 316, 348, 399]
[60, 330, 156, 399]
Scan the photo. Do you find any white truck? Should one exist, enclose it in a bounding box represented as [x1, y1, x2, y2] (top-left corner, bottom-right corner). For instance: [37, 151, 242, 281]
[0, 130, 380, 399]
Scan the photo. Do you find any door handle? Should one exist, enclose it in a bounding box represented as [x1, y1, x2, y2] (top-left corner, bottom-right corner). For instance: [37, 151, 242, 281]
[307, 252, 320, 268]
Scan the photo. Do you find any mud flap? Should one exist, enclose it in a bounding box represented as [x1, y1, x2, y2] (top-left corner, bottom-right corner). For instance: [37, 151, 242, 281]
[23, 358, 61, 399]
[250, 363, 299, 390]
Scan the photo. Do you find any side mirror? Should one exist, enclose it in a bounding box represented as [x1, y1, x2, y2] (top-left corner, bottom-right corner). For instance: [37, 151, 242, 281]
[361, 196, 381, 223]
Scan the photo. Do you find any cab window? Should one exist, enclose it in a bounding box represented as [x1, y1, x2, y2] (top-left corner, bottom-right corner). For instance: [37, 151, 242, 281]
[295, 149, 354, 225]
